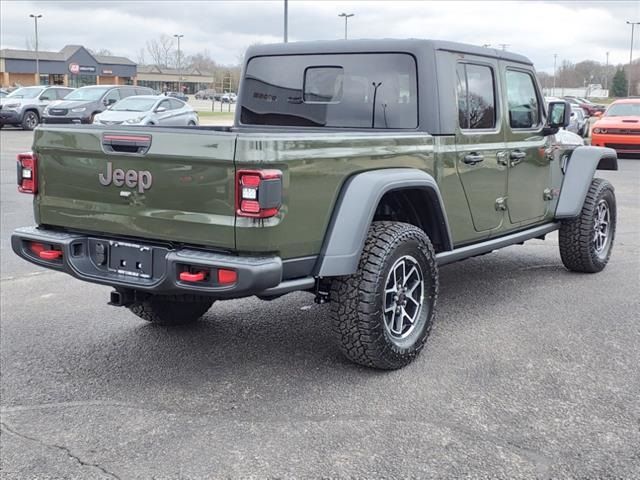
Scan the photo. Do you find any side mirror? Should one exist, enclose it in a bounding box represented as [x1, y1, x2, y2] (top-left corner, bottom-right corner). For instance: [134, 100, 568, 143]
[593, 111, 602, 117]
[543, 101, 571, 136]
[155, 106, 167, 113]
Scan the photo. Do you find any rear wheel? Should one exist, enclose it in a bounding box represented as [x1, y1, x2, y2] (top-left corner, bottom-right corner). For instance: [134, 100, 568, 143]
[127, 294, 214, 326]
[559, 178, 616, 273]
[21, 110, 39, 130]
[330, 221, 438, 370]
[188, 120, 196, 126]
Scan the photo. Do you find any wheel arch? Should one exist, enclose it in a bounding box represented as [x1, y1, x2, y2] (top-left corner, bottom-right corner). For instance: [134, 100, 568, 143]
[21, 108, 40, 121]
[314, 168, 453, 277]
[556, 146, 617, 219]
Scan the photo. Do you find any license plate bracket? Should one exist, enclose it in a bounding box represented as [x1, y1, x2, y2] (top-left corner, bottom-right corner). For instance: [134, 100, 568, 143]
[108, 241, 153, 278]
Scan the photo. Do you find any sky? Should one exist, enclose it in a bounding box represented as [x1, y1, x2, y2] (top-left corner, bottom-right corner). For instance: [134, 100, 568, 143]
[0, 0, 638, 72]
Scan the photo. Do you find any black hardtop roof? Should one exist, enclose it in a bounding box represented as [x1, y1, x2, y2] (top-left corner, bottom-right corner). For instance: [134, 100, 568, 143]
[245, 38, 533, 66]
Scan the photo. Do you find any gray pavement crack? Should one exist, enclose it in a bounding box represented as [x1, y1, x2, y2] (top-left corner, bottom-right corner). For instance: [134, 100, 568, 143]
[0, 421, 121, 480]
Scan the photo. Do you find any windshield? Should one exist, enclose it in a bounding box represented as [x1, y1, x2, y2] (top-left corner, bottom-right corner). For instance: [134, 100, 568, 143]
[7, 87, 43, 99]
[240, 53, 418, 129]
[605, 103, 640, 117]
[111, 97, 157, 112]
[64, 87, 109, 101]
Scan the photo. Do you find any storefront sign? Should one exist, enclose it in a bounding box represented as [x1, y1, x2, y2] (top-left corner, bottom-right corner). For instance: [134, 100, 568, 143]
[69, 63, 96, 74]
[102, 69, 113, 75]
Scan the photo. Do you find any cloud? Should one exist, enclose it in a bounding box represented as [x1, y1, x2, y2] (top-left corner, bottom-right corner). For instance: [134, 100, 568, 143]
[1, 0, 638, 70]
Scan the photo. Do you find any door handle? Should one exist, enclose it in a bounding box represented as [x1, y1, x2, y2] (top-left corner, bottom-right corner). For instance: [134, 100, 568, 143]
[462, 153, 484, 165]
[509, 150, 527, 166]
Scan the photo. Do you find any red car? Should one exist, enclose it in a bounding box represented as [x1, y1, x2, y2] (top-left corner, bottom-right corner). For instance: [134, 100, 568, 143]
[591, 98, 640, 155]
[564, 96, 606, 116]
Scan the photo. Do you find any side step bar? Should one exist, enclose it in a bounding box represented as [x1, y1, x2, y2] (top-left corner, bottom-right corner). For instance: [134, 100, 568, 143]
[436, 223, 560, 266]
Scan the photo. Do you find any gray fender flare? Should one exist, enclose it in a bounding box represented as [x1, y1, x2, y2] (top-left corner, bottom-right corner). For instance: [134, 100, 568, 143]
[555, 146, 617, 219]
[315, 168, 452, 277]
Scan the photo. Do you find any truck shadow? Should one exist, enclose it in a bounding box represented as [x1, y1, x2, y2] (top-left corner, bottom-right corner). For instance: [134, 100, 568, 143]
[70, 249, 579, 392]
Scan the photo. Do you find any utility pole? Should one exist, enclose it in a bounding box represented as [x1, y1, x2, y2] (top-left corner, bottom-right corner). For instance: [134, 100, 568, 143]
[29, 14, 42, 85]
[497, 43, 509, 51]
[284, 0, 288, 43]
[605, 51, 610, 91]
[174, 34, 184, 93]
[338, 13, 354, 40]
[553, 53, 558, 96]
[626, 21, 639, 97]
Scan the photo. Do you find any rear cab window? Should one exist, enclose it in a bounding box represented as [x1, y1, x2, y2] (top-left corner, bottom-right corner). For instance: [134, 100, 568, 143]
[240, 53, 418, 129]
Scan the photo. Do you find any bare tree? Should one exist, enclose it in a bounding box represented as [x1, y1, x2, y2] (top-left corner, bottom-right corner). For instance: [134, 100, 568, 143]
[146, 34, 176, 67]
[136, 48, 146, 65]
[88, 48, 113, 57]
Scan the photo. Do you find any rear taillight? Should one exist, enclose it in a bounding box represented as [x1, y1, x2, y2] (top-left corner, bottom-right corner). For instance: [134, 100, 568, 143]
[17, 152, 38, 194]
[236, 169, 282, 218]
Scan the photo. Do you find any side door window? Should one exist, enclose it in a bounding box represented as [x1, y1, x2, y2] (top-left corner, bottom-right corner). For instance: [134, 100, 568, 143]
[39, 88, 56, 101]
[505, 70, 541, 129]
[103, 89, 121, 107]
[169, 99, 183, 110]
[457, 64, 497, 130]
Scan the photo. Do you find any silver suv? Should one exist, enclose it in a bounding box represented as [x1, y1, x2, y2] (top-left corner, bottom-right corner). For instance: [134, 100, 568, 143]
[0, 86, 74, 130]
[42, 85, 154, 125]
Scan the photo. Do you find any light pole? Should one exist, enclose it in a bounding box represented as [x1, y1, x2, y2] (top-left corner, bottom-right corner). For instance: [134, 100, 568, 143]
[174, 34, 184, 94]
[338, 13, 354, 40]
[29, 14, 42, 85]
[626, 21, 639, 97]
[553, 53, 558, 95]
[605, 51, 610, 91]
[284, 0, 288, 43]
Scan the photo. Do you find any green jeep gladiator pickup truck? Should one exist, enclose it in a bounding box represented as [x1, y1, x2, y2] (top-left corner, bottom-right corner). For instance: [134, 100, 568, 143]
[12, 40, 618, 369]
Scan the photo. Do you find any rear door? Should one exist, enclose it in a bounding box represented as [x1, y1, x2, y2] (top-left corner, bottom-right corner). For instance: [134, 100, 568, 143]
[455, 58, 508, 233]
[501, 66, 550, 224]
[34, 126, 238, 249]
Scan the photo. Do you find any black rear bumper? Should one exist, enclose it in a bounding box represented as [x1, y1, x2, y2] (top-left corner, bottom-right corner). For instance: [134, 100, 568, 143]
[11, 226, 287, 299]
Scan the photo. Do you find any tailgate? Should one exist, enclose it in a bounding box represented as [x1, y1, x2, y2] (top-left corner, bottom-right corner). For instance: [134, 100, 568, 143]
[34, 126, 237, 250]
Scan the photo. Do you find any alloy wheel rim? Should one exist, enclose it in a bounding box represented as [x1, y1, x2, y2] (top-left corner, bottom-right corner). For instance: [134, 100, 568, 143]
[593, 199, 610, 258]
[26, 113, 37, 128]
[383, 255, 424, 339]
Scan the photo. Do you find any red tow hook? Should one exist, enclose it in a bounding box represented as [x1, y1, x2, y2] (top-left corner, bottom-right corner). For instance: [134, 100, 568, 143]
[179, 271, 206, 283]
[38, 250, 63, 260]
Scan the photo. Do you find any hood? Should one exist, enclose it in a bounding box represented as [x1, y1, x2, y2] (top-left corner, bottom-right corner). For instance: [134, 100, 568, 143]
[556, 129, 585, 146]
[50, 99, 96, 109]
[0, 97, 28, 106]
[95, 110, 150, 123]
[593, 116, 640, 127]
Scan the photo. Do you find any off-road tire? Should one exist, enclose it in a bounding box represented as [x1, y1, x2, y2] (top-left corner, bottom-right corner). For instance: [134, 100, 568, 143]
[559, 178, 616, 273]
[127, 294, 214, 326]
[330, 221, 438, 370]
[21, 110, 39, 130]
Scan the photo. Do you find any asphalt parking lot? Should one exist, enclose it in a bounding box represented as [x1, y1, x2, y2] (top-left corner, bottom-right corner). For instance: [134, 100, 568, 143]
[1, 128, 639, 479]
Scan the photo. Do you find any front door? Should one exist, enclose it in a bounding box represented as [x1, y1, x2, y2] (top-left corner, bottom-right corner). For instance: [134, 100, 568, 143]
[502, 66, 550, 224]
[455, 59, 508, 233]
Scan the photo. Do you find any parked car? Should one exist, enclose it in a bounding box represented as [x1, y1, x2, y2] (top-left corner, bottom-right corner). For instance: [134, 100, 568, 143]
[12, 39, 619, 370]
[221, 93, 236, 103]
[166, 91, 188, 102]
[591, 98, 640, 155]
[563, 96, 606, 116]
[42, 85, 154, 125]
[195, 89, 216, 100]
[0, 85, 74, 130]
[571, 105, 588, 137]
[93, 95, 199, 126]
